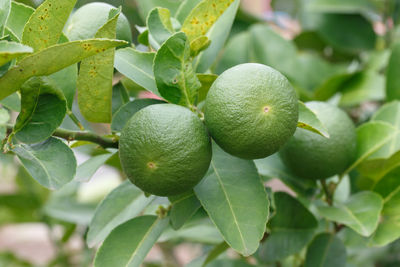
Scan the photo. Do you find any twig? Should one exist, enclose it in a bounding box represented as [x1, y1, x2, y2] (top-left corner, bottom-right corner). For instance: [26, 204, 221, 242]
[6, 124, 118, 149]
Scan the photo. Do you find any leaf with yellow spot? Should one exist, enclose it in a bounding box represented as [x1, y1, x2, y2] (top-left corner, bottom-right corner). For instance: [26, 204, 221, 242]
[77, 8, 120, 123]
[0, 40, 33, 66]
[147, 7, 174, 50]
[153, 32, 201, 107]
[181, 0, 235, 42]
[21, 0, 77, 52]
[0, 38, 127, 101]
[194, 0, 239, 72]
[190, 35, 210, 57]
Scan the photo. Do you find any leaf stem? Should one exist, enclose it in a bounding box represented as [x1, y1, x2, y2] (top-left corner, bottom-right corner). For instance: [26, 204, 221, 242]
[5, 124, 118, 149]
[67, 110, 85, 130]
[321, 180, 333, 206]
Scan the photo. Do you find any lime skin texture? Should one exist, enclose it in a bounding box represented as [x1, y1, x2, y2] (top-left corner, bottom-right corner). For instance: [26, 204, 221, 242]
[204, 63, 299, 159]
[65, 2, 132, 43]
[280, 101, 357, 180]
[119, 104, 212, 196]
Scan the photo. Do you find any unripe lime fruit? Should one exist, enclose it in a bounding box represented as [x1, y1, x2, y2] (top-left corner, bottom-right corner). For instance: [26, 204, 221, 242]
[119, 104, 212, 196]
[65, 2, 132, 43]
[204, 63, 298, 159]
[279, 101, 356, 180]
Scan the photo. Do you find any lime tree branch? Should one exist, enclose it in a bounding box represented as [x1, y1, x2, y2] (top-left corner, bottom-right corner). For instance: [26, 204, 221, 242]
[6, 125, 119, 149]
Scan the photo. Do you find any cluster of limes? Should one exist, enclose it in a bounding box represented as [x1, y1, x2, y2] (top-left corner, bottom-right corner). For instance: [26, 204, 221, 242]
[68, 3, 357, 197]
[119, 63, 356, 196]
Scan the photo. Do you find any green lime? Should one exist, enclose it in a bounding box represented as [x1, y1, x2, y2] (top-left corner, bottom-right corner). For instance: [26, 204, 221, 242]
[204, 63, 298, 159]
[279, 101, 356, 180]
[119, 104, 212, 196]
[64, 2, 132, 43]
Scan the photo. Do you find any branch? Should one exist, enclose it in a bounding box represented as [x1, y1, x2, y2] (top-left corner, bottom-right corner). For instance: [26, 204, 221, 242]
[6, 125, 119, 149]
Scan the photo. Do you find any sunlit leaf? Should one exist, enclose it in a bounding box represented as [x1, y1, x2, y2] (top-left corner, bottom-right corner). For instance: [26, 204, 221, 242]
[0, 38, 126, 100]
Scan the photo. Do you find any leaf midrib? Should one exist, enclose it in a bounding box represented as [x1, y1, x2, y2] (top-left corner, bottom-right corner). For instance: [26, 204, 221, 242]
[116, 52, 155, 81]
[211, 160, 248, 254]
[344, 130, 398, 174]
[16, 145, 54, 188]
[126, 217, 160, 266]
[341, 205, 368, 235]
[389, 106, 400, 153]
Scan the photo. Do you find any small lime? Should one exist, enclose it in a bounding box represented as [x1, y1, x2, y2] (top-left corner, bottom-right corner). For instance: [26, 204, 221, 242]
[204, 63, 298, 159]
[119, 104, 212, 196]
[279, 101, 356, 180]
[64, 2, 132, 43]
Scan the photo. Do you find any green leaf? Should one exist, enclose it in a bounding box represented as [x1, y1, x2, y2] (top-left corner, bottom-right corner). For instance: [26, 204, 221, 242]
[386, 43, 400, 101]
[5, 2, 34, 41]
[153, 32, 201, 106]
[181, 0, 235, 42]
[87, 180, 155, 248]
[371, 166, 400, 246]
[316, 13, 376, 53]
[75, 153, 115, 182]
[47, 64, 77, 111]
[202, 242, 229, 266]
[194, 144, 269, 256]
[345, 121, 398, 174]
[13, 77, 67, 144]
[111, 99, 165, 132]
[314, 72, 356, 101]
[190, 35, 210, 57]
[197, 73, 218, 103]
[0, 38, 127, 101]
[291, 52, 344, 95]
[0, 0, 10, 36]
[112, 83, 129, 114]
[0, 108, 10, 140]
[94, 215, 168, 267]
[0, 93, 20, 111]
[12, 137, 77, 190]
[135, 0, 182, 21]
[169, 191, 201, 230]
[307, 0, 378, 15]
[114, 47, 159, 95]
[175, 0, 203, 23]
[259, 192, 318, 262]
[358, 150, 400, 188]
[194, 0, 240, 72]
[160, 217, 223, 244]
[254, 153, 317, 197]
[77, 10, 120, 123]
[305, 233, 346, 267]
[249, 24, 297, 80]
[215, 31, 251, 74]
[147, 7, 174, 49]
[0, 40, 33, 66]
[298, 101, 329, 138]
[21, 0, 77, 52]
[317, 191, 383, 236]
[339, 71, 385, 107]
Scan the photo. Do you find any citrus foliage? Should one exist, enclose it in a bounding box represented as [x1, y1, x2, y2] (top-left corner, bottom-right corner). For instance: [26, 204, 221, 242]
[0, 0, 400, 266]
